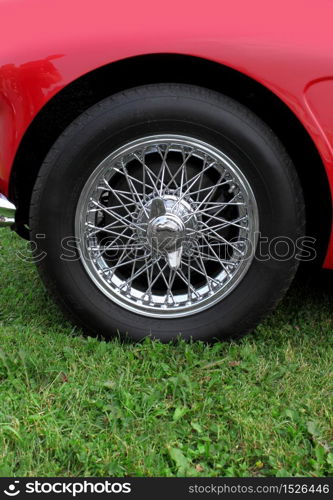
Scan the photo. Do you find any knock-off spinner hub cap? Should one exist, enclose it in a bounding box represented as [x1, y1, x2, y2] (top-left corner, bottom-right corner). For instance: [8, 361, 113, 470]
[137, 195, 198, 269]
[148, 214, 185, 248]
[75, 135, 259, 318]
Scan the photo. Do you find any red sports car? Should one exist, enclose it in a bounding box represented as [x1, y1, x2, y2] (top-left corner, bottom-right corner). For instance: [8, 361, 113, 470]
[0, 0, 332, 341]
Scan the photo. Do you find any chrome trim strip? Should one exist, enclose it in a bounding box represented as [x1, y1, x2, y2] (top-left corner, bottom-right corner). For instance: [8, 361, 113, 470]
[0, 194, 16, 227]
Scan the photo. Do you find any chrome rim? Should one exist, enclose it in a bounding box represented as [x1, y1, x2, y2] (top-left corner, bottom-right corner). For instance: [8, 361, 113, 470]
[75, 135, 259, 318]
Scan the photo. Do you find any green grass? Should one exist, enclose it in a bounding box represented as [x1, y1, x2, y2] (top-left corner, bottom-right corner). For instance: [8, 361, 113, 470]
[0, 228, 332, 477]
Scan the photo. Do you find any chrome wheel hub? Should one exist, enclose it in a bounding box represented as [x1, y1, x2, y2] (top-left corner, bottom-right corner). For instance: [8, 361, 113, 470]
[75, 135, 259, 318]
[136, 195, 198, 269]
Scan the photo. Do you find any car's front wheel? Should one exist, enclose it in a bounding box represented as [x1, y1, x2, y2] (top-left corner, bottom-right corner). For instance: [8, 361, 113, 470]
[30, 84, 304, 341]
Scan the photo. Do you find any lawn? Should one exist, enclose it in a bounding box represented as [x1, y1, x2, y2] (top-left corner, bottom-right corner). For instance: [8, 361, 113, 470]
[0, 228, 332, 477]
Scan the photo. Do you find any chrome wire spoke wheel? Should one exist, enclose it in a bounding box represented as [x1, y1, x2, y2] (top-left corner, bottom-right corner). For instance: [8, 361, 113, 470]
[32, 85, 304, 340]
[75, 135, 259, 318]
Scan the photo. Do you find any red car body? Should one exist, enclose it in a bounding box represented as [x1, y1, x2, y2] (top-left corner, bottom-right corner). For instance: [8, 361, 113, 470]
[0, 0, 332, 267]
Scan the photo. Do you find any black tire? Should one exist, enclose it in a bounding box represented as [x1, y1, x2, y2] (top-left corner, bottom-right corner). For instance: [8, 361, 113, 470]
[30, 84, 304, 342]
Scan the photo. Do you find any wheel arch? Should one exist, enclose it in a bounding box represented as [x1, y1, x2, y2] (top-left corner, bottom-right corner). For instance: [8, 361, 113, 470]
[9, 53, 332, 265]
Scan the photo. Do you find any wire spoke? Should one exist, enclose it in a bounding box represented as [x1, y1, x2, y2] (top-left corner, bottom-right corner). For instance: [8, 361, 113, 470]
[142, 260, 169, 299]
[154, 261, 176, 304]
[155, 144, 171, 195]
[190, 248, 238, 265]
[113, 165, 155, 192]
[196, 215, 248, 233]
[91, 199, 144, 232]
[86, 225, 134, 239]
[175, 267, 200, 299]
[182, 257, 220, 288]
[119, 257, 158, 290]
[133, 152, 161, 195]
[162, 147, 194, 192]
